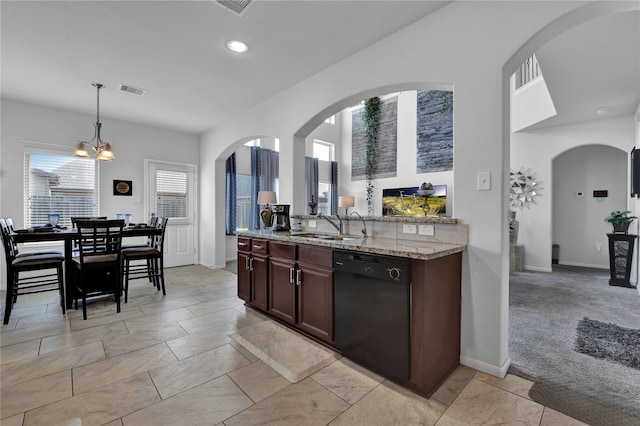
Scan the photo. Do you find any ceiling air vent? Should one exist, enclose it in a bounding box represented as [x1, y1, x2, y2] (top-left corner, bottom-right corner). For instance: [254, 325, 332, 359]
[216, 0, 253, 16]
[119, 84, 146, 96]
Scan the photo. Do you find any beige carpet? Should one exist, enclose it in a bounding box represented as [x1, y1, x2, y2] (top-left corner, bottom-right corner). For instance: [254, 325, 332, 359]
[509, 265, 640, 425]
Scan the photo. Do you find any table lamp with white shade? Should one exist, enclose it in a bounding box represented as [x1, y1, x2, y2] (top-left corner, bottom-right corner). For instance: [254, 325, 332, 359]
[339, 195, 355, 215]
[258, 191, 277, 229]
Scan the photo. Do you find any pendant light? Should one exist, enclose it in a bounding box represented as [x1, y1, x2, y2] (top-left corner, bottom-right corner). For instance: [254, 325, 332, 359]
[74, 82, 115, 162]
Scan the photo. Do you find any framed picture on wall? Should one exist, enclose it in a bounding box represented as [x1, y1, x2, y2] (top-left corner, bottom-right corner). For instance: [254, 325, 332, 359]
[113, 180, 133, 196]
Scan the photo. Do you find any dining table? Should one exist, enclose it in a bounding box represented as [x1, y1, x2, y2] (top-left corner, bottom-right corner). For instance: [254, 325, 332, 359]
[11, 225, 162, 309]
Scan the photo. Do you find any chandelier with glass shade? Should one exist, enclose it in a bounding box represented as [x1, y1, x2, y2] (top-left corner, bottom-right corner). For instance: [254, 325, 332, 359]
[74, 82, 115, 162]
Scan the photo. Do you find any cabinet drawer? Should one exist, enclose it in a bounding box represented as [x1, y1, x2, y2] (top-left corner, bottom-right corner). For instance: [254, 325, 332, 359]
[251, 239, 269, 255]
[237, 237, 251, 252]
[270, 241, 296, 260]
[298, 244, 332, 268]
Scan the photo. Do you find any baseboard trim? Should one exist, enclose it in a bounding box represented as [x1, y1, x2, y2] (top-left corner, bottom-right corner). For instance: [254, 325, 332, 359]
[558, 261, 608, 270]
[523, 266, 552, 273]
[198, 261, 226, 269]
[460, 355, 511, 378]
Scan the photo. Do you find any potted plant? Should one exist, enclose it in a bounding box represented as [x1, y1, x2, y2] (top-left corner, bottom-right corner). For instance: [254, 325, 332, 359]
[604, 210, 637, 233]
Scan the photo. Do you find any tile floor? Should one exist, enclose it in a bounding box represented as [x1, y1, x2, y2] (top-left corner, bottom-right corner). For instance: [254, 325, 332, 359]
[0, 265, 587, 425]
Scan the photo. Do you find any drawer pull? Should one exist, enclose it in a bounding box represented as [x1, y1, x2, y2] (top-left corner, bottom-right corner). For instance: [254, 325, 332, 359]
[253, 244, 264, 250]
[238, 242, 247, 247]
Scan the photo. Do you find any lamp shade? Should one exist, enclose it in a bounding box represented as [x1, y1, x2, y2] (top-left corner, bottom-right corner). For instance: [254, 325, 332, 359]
[339, 196, 355, 208]
[257, 191, 277, 205]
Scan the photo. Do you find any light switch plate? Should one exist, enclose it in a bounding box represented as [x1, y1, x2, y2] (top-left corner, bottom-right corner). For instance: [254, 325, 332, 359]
[477, 171, 491, 191]
[308, 220, 317, 228]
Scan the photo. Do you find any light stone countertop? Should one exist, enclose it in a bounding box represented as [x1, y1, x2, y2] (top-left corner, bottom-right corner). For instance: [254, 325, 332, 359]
[291, 214, 460, 224]
[237, 230, 466, 261]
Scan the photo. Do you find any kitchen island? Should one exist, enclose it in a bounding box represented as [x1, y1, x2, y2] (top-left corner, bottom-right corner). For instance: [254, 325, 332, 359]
[236, 218, 466, 397]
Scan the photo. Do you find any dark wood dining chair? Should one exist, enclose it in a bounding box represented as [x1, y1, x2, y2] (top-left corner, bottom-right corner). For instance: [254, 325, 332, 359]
[122, 217, 168, 302]
[1, 218, 65, 324]
[1, 218, 62, 258]
[70, 216, 108, 254]
[72, 219, 125, 320]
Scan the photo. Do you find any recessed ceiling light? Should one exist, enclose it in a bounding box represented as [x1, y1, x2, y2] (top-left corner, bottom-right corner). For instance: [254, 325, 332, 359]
[226, 40, 248, 54]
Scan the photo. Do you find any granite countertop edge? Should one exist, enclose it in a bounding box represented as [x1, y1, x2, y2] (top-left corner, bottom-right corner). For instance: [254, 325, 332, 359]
[236, 230, 467, 261]
[291, 215, 460, 224]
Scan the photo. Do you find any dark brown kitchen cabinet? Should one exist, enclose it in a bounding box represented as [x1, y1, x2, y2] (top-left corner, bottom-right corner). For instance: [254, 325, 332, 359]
[237, 238, 269, 311]
[237, 238, 251, 302]
[268, 241, 297, 324]
[264, 241, 333, 343]
[250, 255, 268, 311]
[237, 252, 251, 301]
[268, 257, 296, 323]
[297, 245, 333, 342]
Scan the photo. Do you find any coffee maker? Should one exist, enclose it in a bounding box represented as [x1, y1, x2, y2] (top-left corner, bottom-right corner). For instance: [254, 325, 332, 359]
[272, 204, 291, 231]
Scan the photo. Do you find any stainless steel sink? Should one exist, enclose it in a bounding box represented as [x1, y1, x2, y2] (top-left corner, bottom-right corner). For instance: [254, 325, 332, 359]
[290, 232, 361, 241]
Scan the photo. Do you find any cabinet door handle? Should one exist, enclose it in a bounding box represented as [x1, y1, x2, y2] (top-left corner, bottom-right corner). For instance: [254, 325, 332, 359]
[249, 257, 254, 272]
[296, 269, 302, 286]
[289, 267, 295, 284]
[245, 256, 250, 270]
[253, 244, 263, 250]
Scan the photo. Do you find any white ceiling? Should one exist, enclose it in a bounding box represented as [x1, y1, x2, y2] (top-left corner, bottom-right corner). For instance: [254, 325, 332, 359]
[1, 0, 450, 134]
[2, 2, 638, 135]
[528, 10, 640, 129]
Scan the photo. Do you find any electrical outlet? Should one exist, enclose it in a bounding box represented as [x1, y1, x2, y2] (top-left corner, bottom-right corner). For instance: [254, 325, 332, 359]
[419, 225, 434, 236]
[402, 224, 417, 234]
[308, 220, 317, 228]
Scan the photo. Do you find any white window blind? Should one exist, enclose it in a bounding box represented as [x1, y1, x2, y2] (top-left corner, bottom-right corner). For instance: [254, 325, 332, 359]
[24, 151, 99, 228]
[156, 170, 188, 219]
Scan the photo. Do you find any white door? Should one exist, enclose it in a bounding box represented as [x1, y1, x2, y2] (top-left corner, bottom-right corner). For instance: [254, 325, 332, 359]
[146, 160, 197, 268]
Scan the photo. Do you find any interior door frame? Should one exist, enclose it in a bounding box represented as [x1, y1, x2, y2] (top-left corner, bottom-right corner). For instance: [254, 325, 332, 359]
[144, 158, 198, 266]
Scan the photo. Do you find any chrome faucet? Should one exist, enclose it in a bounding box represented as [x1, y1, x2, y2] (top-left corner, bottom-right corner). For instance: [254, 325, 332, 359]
[318, 213, 343, 235]
[350, 211, 368, 238]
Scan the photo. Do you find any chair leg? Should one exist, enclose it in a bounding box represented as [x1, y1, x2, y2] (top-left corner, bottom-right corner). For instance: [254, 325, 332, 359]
[82, 292, 87, 320]
[147, 259, 153, 283]
[115, 266, 121, 314]
[153, 258, 160, 291]
[159, 257, 166, 296]
[123, 259, 129, 303]
[57, 264, 66, 315]
[74, 268, 79, 310]
[3, 274, 14, 325]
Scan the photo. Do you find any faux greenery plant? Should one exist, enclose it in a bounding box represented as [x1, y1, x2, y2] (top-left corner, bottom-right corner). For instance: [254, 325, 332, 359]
[363, 97, 381, 215]
[604, 210, 637, 225]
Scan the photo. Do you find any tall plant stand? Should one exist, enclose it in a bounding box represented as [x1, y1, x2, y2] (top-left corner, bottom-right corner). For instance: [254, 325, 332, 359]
[607, 233, 637, 288]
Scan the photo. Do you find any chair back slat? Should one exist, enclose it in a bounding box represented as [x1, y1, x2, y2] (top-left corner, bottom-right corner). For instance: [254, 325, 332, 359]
[0, 218, 19, 260]
[75, 220, 125, 264]
[153, 217, 169, 252]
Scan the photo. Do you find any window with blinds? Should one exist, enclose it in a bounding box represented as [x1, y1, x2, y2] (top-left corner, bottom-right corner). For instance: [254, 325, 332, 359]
[156, 170, 188, 219]
[24, 152, 99, 228]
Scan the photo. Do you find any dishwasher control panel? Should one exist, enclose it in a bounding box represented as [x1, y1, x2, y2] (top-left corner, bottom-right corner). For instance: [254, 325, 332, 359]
[333, 250, 411, 284]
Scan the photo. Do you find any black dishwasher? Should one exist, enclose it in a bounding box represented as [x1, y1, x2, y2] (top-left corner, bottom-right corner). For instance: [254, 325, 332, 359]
[333, 249, 411, 381]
